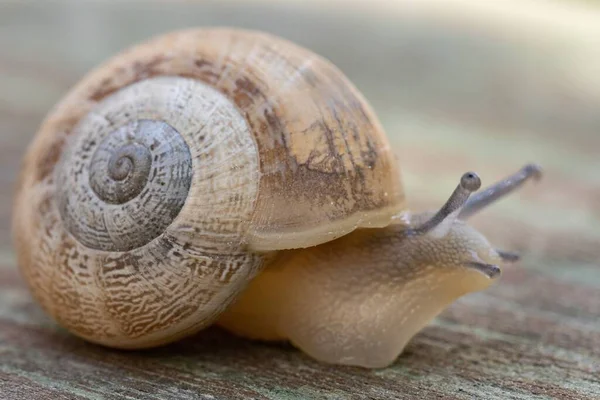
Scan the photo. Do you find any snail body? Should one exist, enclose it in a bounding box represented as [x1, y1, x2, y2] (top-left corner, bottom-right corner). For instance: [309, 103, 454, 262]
[12, 28, 541, 368]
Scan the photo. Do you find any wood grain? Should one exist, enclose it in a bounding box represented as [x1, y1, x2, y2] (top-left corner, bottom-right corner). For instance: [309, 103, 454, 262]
[1, 1, 599, 399]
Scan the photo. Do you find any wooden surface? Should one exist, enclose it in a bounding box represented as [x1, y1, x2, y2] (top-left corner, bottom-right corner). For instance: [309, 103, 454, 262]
[1, 1, 600, 399]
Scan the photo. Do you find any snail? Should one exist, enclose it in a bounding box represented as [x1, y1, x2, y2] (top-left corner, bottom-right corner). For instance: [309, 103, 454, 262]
[12, 28, 542, 369]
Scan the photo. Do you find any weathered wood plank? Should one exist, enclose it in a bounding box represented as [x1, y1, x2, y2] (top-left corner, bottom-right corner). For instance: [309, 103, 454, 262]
[1, 1, 599, 399]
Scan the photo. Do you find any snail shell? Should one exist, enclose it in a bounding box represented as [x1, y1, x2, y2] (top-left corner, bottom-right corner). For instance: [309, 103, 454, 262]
[12, 28, 405, 348]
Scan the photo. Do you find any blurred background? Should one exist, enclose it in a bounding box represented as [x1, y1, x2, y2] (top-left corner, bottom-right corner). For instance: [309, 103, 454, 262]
[1, 0, 599, 397]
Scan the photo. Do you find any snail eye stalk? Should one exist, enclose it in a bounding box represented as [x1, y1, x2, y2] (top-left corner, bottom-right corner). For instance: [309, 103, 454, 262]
[459, 164, 542, 220]
[412, 172, 481, 237]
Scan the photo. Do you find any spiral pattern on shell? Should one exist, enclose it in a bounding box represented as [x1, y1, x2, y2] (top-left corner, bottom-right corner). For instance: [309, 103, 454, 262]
[15, 75, 266, 348]
[58, 118, 193, 251]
